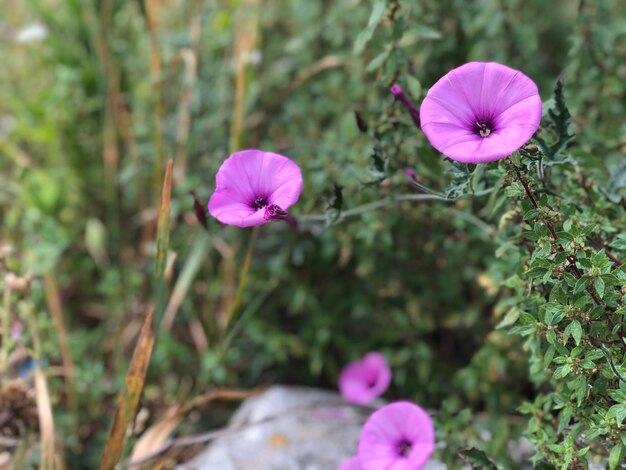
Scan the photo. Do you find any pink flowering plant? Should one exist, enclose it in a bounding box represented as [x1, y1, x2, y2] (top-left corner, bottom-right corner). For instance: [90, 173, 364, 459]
[342, 401, 435, 470]
[339, 352, 391, 405]
[419, 62, 542, 164]
[208, 149, 302, 228]
[6, 1, 626, 468]
[198, 57, 626, 468]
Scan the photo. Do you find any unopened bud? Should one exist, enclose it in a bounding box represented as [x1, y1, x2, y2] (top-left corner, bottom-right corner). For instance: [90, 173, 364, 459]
[354, 111, 369, 134]
[190, 191, 208, 230]
[390, 83, 420, 128]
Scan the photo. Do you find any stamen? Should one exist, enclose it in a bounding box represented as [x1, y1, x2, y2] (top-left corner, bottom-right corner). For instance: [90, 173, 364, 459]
[474, 119, 493, 138]
[252, 196, 268, 210]
[396, 439, 412, 457]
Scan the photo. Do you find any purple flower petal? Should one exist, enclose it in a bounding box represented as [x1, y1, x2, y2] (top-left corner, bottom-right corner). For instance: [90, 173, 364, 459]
[339, 456, 363, 470]
[339, 352, 391, 405]
[208, 149, 303, 227]
[420, 61, 542, 164]
[358, 402, 435, 470]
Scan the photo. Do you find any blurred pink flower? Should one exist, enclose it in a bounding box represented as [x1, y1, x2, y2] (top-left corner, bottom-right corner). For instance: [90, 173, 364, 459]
[420, 62, 542, 164]
[339, 456, 363, 470]
[358, 401, 435, 470]
[208, 149, 302, 227]
[339, 352, 391, 405]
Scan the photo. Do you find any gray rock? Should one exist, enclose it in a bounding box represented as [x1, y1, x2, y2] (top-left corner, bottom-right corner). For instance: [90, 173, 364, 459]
[178, 385, 447, 470]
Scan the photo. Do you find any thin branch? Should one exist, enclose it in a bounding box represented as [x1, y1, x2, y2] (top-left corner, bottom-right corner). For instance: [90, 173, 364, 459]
[298, 193, 453, 225]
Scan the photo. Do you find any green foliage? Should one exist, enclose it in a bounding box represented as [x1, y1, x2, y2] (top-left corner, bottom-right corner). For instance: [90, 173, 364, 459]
[486, 82, 626, 466]
[459, 448, 499, 469]
[1, 0, 625, 468]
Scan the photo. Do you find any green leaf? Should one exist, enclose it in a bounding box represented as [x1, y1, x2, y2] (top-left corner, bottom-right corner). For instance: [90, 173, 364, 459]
[496, 308, 520, 329]
[508, 325, 536, 336]
[406, 75, 422, 99]
[354, 2, 386, 54]
[535, 78, 575, 161]
[609, 444, 623, 470]
[553, 364, 571, 379]
[573, 277, 588, 294]
[534, 462, 557, 470]
[459, 448, 499, 469]
[365, 49, 390, 72]
[607, 404, 626, 427]
[570, 320, 583, 346]
[557, 231, 574, 242]
[413, 24, 442, 40]
[594, 276, 605, 298]
[544, 346, 556, 368]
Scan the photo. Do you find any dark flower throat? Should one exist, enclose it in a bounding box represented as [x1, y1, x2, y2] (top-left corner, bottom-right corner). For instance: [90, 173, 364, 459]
[396, 439, 412, 457]
[473, 118, 494, 138]
[252, 196, 268, 210]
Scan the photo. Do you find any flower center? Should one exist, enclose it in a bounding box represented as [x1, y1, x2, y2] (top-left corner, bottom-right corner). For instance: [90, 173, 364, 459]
[366, 374, 378, 388]
[396, 439, 412, 457]
[252, 196, 269, 210]
[474, 119, 493, 138]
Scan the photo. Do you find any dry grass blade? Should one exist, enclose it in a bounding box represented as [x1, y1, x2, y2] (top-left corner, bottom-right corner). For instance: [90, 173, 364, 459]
[128, 404, 183, 467]
[171, 48, 198, 183]
[127, 387, 262, 467]
[154, 159, 174, 282]
[161, 231, 210, 332]
[100, 309, 155, 470]
[101, 159, 173, 469]
[34, 367, 55, 470]
[42, 272, 77, 425]
[145, 0, 165, 210]
[230, 0, 260, 153]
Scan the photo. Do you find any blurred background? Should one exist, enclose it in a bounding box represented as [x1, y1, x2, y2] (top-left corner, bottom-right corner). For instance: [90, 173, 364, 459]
[0, 0, 625, 467]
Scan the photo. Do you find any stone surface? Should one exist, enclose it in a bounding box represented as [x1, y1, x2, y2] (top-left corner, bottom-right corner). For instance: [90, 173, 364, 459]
[178, 385, 447, 470]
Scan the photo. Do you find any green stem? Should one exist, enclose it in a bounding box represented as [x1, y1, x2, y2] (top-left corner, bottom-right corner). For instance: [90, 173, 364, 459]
[222, 226, 259, 332]
[299, 193, 453, 225]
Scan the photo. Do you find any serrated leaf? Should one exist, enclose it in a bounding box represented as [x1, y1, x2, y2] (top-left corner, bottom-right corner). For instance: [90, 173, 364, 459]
[544, 346, 556, 368]
[573, 278, 588, 294]
[609, 444, 623, 470]
[459, 448, 498, 469]
[553, 364, 571, 380]
[536, 78, 575, 161]
[594, 277, 605, 298]
[558, 405, 572, 432]
[496, 308, 520, 329]
[607, 404, 626, 427]
[570, 320, 582, 346]
[534, 462, 557, 470]
[508, 325, 536, 336]
[610, 234, 626, 251]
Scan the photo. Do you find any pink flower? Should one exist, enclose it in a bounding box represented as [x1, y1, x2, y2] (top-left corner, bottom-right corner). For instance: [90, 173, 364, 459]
[208, 149, 302, 227]
[339, 352, 391, 405]
[339, 456, 363, 470]
[358, 401, 435, 470]
[420, 62, 542, 164]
